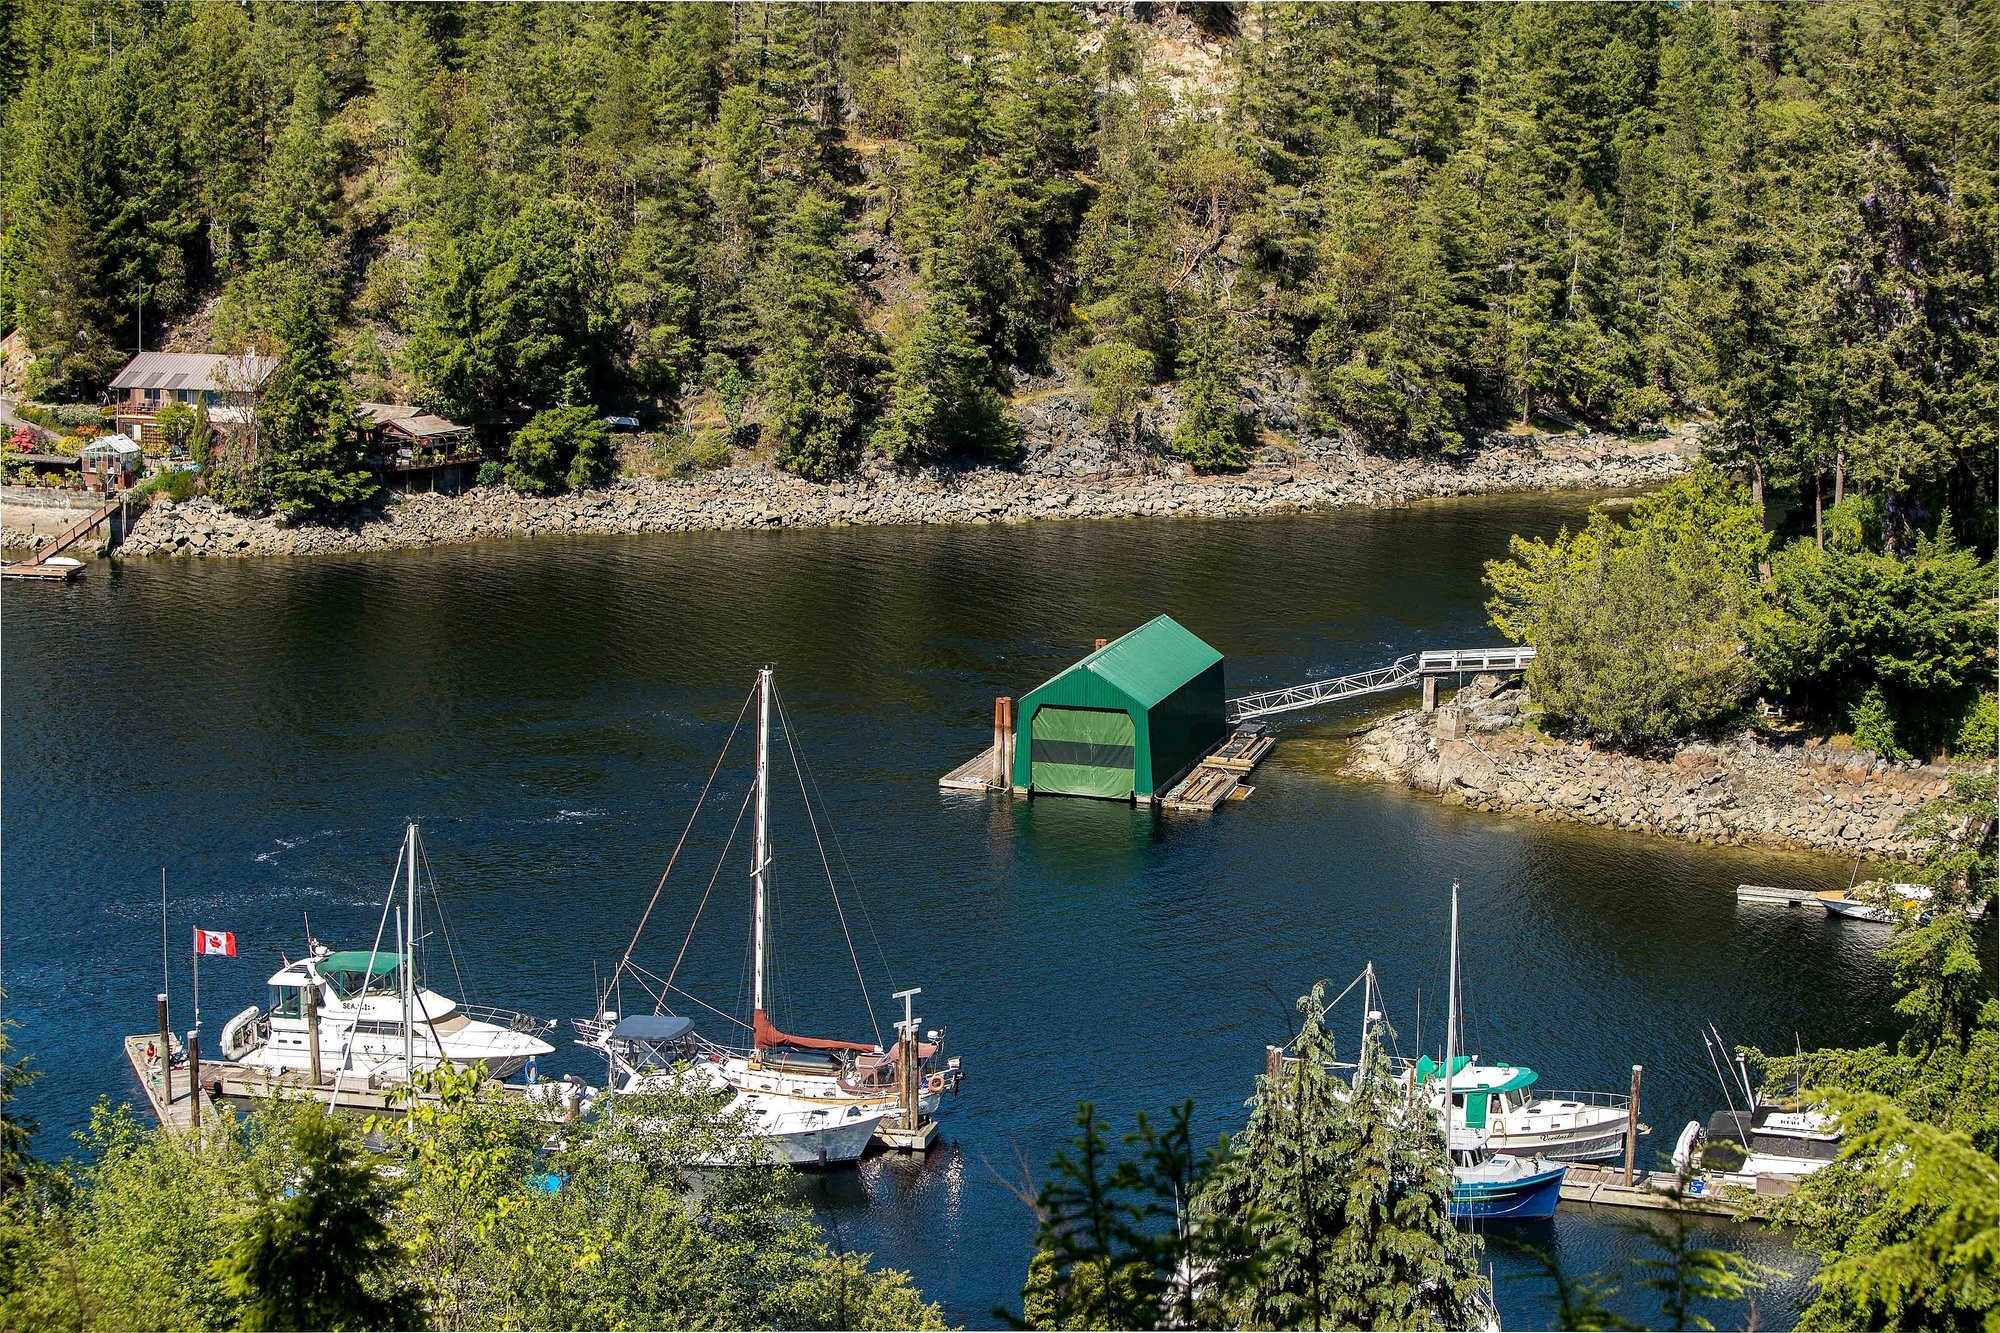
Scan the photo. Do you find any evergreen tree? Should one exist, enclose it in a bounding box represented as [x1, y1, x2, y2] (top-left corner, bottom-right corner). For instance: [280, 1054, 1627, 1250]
[211, 1107, 422, 1332]
[1169, 304, 1249, 471]
[1327, 1025, 1484, 1330]
[1201, 983, 1357, 1329]
[259, 277, 375, 519]
[874, 286, 1014, 466]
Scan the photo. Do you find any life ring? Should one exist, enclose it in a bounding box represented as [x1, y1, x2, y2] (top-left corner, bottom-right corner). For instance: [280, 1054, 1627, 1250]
[924, 1072, 947, 1094]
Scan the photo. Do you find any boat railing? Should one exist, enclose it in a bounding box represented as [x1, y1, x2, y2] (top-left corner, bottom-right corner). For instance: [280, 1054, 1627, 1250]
[458, 1004, 556, 1036]
[1532, 1088, 1632, 1111]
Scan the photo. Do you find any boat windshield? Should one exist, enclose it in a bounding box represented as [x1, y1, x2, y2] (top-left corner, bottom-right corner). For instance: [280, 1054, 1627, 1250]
[317, 950, 406, 1000]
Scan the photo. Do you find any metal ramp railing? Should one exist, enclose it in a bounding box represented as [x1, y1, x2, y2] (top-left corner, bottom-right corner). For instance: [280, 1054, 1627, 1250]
[1226, 646, 1535, 723]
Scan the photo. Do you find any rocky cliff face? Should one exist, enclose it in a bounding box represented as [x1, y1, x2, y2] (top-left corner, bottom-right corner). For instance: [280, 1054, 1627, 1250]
[1344, 676, 1964, 858]
[83, 428, 1685, 561]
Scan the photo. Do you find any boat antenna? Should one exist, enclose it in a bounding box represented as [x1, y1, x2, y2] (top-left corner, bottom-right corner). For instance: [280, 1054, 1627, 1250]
[1701, 1026, 1747, 1135]
[1443, 883, 1460, 1158]
[599, 680, 755, 1015]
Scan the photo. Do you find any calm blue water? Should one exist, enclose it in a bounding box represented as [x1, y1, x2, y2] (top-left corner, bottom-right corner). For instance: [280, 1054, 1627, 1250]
[4, 496, 1897, 1328]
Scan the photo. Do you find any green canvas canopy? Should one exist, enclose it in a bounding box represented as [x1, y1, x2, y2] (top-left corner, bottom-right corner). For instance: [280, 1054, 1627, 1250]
[1012, 616, 1226, 800]
[318, 950, 404, 974]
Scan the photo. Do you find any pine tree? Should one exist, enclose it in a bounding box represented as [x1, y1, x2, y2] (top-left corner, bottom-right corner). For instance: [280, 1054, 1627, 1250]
[874, 287, 1013, 466]
[1201, 983, 1356, 1329]
[1327, 1025, 1485, 1330]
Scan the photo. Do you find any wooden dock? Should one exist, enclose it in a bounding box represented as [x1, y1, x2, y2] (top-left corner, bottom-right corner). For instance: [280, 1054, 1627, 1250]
[1557, 1163, 1772, 1217]
[123, 1032, 573, 1127]
[123, 1033, 220, 1136]
[939, 743, 1006, 793]
[1160, 727, 1276, 812]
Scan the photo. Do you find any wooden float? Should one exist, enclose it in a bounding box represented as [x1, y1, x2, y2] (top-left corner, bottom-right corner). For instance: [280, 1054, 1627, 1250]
[1557, 1162, 1773, 1218]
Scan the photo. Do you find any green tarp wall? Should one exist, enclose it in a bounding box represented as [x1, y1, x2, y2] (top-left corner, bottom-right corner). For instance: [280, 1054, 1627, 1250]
[1011, 615, 1227, 800]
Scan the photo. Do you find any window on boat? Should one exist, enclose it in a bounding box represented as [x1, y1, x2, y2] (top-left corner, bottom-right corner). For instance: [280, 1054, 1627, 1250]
[269, 986, 304, 1018]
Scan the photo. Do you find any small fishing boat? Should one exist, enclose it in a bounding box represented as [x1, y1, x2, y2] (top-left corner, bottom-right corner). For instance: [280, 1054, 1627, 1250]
[1672, 1104, 1841, 1184]
[1449, 1146, 1570, 1220]
[1672, 1023, 1842, 1186]
[217, 824, 556, 1083]
[1438, 884, 1565, 1221]
[577, 666, 963, 1167]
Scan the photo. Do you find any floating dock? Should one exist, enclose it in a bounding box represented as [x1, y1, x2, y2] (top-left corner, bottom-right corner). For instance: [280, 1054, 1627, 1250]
[122, 1033, 218, 1136]
[1557, 1162, 1775, 1218]
[1160, 726, 1276, 812]
[123, 1031, 574, 1128]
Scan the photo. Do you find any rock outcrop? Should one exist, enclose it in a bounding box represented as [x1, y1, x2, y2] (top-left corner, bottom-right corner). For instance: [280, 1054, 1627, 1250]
[1343, 676, 1964, 858]
[90, 429, 1688, 561]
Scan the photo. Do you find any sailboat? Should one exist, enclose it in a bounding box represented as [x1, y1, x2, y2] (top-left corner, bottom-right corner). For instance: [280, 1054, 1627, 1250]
[577, 666, 963, 1166]
[217, 823, 557, 1085]
[1439, 884, 1567, 1221]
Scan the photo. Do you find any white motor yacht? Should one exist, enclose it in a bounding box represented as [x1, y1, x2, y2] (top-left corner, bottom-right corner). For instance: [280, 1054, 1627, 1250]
[217, 824, 554, 1085]
[1673, 1103, 1841, 1185]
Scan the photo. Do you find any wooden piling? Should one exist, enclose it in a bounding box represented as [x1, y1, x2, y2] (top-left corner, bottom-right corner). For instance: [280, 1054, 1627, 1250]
[992, 697, 1011, 786]
[1623, 1064, 1642, 1186]
[156, 994, 172, 1112]
[187, 1029, 202, 1132]
[306, 986, 322, 1086]
[1422, 676, 1439, 712]
[1094, 638, 1108, 650]
[1265, 1045, 1283, 1083]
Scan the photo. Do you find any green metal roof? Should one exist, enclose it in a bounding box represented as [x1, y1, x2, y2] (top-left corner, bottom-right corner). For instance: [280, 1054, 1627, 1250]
[1025, 615, 1223, 710]
[318, 950, 404, 975]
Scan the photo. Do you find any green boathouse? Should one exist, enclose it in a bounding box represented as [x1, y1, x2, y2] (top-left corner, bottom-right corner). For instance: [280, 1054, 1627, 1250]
[1011, 615, 1227, 802]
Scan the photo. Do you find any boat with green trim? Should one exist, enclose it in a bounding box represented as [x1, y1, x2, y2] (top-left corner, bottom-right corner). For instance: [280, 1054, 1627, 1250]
[1403, 1055, 1638, 1163]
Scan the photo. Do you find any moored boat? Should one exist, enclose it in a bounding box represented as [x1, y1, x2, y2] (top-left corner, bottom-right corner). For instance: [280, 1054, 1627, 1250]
[576, 666, 964, 1167]
[1439, 884, 1565, 1221]
[1405, 1056, 1637, 1163]
[216, 824, 554, 1085]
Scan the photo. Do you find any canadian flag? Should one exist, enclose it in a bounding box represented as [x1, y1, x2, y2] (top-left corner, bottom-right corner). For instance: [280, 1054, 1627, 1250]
[193, 928, 237, 958]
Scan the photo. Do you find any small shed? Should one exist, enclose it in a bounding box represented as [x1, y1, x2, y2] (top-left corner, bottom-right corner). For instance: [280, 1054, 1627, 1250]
[1012, 615, 1227, 802]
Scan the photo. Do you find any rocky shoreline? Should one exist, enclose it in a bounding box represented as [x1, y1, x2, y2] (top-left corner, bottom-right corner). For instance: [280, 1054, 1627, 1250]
[2, 430, 1688, 560]
[1342, 676, 1967, 858]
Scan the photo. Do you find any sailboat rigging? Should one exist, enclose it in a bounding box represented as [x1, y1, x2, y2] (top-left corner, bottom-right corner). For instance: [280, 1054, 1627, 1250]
[578, 666, 964, 1166]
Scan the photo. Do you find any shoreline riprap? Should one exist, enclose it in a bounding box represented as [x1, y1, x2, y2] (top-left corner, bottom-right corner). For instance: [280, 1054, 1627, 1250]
[1340, 676, 1972, 858]
[3, 430, 1688, 560]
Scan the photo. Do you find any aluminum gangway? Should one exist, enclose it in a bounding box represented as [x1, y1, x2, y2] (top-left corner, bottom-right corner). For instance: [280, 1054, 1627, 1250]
[1226, 646, 1536, 723]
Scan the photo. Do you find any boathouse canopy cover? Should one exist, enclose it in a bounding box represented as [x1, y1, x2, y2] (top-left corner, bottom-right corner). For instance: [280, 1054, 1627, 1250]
[1011, 615, 1226, 800]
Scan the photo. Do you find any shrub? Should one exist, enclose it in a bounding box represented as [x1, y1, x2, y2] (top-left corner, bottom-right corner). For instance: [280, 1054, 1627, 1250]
[1608, 382, 1672, 433]
[475, 461, 505, 487]
[1849, 687, 1907, 761]
[505, 406, 611, 495]
[55, 403, 108, 428]
[1952, 692, 1996, 761]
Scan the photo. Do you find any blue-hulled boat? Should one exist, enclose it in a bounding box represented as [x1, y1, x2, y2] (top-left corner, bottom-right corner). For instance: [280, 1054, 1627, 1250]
[1448, 1151, 1567, 1220]
[1438, 883, 1567, 1222]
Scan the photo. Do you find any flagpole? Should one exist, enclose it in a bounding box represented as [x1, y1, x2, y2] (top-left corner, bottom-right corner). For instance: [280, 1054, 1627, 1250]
[161, 869, 170, 1037]
[192, 940, 200, 1038]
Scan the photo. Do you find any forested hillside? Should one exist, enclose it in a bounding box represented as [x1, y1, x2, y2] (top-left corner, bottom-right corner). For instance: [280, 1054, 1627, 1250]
[1, 1, 1991, 536]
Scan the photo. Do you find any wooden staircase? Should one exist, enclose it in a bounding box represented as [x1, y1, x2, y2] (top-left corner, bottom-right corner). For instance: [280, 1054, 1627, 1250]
[3, 495, 123, 580]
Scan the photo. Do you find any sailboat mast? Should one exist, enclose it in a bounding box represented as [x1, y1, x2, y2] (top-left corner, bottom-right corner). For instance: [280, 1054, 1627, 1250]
[1443, 883, 1460, 1152]
[404, 822, 417, 1076]
[751, 667, 773, 1032]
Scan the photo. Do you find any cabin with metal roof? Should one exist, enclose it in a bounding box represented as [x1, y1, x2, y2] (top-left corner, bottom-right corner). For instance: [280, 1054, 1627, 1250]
[1011, 615, 1227, 803]
[358, 402, 480, 492]
[108, 351, 275, 449]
